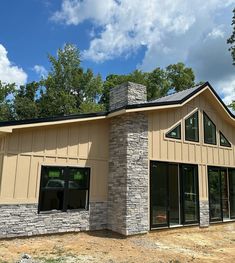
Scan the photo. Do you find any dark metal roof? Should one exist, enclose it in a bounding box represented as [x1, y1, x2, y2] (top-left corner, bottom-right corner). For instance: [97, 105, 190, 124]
[0, 111, 107, 127]
[149, 85, 202, 103]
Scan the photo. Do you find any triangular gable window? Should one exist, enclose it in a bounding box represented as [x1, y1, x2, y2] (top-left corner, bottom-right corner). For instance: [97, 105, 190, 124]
[203, 112, 216, 145]
[166, 124, 181, 139]
[220, 132, 231, 147]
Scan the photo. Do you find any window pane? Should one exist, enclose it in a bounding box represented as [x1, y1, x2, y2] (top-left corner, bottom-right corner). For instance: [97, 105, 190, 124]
[204, 113, 216, 145]
[166, 124, 181, 139]
[229, 169, 235, 219]
[169, 164, 180, 226]
[220, 132, 231, 147]
[68, 167, 89, 188]
[182, 165, 199, 223]
[221, 170, 229, 219]
[67, 189, 87, 210]
[185, 111, 199, 142]
[39, 166, 65, 212]
[208, 168, 222, 221]
[150, 162, 168, 226]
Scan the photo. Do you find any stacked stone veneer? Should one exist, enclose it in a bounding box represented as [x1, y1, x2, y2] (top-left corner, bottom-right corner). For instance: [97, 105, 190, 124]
[0, 202, 107, 238]
[108, 82, 149, 235]
[199, 200, 210, 227]
[109, 82, 147, 112]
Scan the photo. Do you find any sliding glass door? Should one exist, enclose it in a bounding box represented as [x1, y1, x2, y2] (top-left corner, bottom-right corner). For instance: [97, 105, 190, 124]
[150, 161, 199, 229]
[229, 169, 235, 219]
[208, 167, 235, 221]
[208, 167, 223, 221]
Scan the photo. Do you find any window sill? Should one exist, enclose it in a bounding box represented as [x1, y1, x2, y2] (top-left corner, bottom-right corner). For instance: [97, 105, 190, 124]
[38, 208, 88, 215]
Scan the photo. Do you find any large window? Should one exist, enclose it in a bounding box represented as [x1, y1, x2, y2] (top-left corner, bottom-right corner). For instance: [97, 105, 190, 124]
[166, 124, 181, 139]
[39, 166, 90, 212]
[185, 111, 199, 142]
[150, 161, 199, 229]
[203, 112, 216, 145]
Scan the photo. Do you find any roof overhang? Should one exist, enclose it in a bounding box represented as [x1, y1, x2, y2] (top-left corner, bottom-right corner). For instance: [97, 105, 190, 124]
[0, 82, 234, 133]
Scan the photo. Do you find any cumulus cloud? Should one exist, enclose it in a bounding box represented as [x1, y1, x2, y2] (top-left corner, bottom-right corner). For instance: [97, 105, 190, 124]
[51, 0, 116, 25]
[207, 27, 225, 40]
[52, 0, 235, 104]
[33, 65, 47, 78]
[0, 44, 27, 85]
[52, 0, 235, 63]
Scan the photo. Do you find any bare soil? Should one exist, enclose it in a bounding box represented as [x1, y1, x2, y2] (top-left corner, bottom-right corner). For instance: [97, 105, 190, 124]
[0, 223, 234, 263]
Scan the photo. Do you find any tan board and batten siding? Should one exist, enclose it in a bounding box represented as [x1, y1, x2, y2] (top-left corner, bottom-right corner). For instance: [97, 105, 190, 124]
[0, 119, 109, 204]
[149, 90, 235, 200]
[1, 85, 235, 205]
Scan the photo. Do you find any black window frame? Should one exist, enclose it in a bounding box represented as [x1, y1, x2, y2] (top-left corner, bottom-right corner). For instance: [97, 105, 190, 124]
[219, 131, 231, 148]
[166, 123, 181, 140]
[203, 111, 217, 145]
[185, 111, 199, 142]
[38, 165, 90, 213]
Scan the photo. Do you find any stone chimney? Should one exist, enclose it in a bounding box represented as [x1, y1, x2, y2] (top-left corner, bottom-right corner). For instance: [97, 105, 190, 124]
[108, 81, 149, 236]
[109, 82, 147, 112]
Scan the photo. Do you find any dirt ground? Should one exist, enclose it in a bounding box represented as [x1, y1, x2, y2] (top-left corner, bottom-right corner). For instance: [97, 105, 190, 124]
[0, 223, 234, 263]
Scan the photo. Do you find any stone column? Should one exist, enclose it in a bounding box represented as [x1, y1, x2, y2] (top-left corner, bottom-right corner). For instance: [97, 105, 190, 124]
[108, 82, 149, 235]
[199, 199, 210, 227]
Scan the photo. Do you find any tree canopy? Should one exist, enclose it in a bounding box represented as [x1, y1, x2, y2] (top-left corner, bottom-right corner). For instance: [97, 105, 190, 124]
[0, 44, 198, 121]
[227, 8, 235, 65]
[227, 8, 235, 111]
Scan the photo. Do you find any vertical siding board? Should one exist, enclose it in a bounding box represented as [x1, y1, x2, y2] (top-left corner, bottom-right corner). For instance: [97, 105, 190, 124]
[78, 123, 89, 158]
[160, 111, 168, 160]
[45, 127, 57, 156]
[8, 131, 19, 153]
[1, 155, 17, 198]
[14, 155, 31, 199]
[68, 124, 79, 157]
[57, 126, 69, 156]
[32, 129, 45, 154]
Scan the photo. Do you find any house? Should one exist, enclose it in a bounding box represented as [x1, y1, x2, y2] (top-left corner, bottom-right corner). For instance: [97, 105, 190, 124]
[0, 81, 234, 238]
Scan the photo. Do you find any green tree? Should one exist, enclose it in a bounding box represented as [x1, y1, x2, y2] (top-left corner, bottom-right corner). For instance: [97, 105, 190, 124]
[147, 68, 170, 100]
[102, 63, 196, 109]
[38, 43, 104, 117]
[13, 82, 39, 120]
[227, 8, 235, 65]
[0, 81, 15, 121]
[166, 62, 195, 92]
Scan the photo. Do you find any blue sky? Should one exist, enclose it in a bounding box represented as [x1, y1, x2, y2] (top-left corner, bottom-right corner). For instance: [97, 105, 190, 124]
[0, 0, 235, 104]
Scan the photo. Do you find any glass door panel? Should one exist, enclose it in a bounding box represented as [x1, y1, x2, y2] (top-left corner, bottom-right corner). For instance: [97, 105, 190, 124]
[150, 162, 168, 227]
[229, 169, 235, 219]
[181, 165, 199, 224]
[221, 169, 229, 220]
[169, 164, 180, 226]
[208, 168, 222, 221]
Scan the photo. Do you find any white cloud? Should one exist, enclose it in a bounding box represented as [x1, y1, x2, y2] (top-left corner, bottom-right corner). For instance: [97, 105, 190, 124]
[53, 0, 235, 105]
[207, 27, 225, 39]
[52, 0, 235, 63]
[51, 0, 117, 25]
[33, 65, 47, 78]
[0, 44, 27, 85]
[216, 76, 235, 106]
